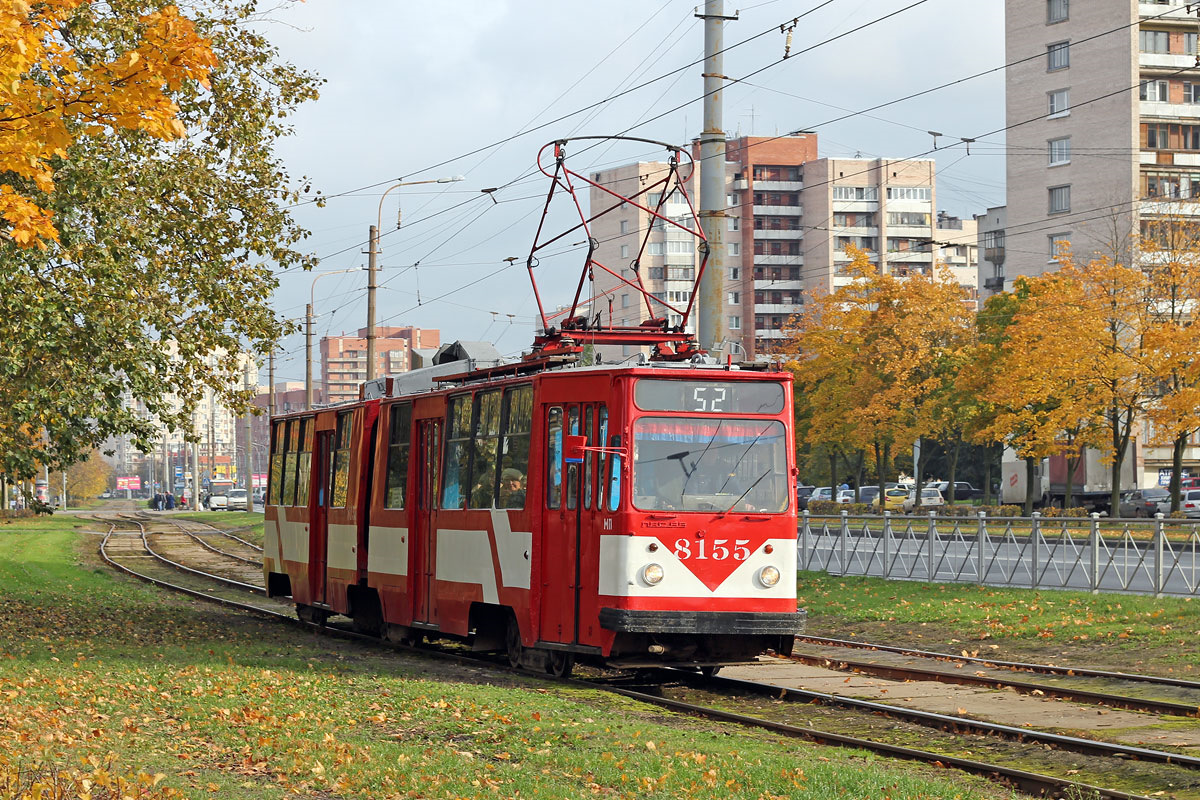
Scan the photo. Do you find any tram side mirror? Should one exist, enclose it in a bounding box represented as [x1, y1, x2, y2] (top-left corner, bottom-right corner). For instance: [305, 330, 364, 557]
[564, 435, 586, 464]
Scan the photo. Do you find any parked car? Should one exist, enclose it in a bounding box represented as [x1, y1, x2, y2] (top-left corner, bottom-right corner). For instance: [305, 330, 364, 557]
[252, 487, 266, 506]
[226, 488, 249, 511]
[871, 487, 909, 513]
[796, 485, 815, 511]
[810, 487, 833, 504]
[856, 486, 880, 507]
[932, 481, 984, 502]
[835, 489, 855, 504]
[206, 491, 228, 510]
[903, 487, 945, 513]
[1118, 487, 1170, 518]
[1181, 490, 1200, 518]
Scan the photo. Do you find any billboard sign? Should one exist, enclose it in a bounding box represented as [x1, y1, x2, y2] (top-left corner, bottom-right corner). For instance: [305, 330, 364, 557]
[252, 473, 267, 488]
[116, 476, 142, 490]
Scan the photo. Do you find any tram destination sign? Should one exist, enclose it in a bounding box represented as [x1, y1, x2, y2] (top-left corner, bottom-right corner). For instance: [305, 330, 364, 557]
[634, 379, 784, 415]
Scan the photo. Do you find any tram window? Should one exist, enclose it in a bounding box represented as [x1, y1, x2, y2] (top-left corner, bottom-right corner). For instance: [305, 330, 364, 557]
[442, 394, 472, 509]
[269, 420, 285, 505]
[282, 420, 298, 506]
[331, 411, 352, 508]
[546, 407, 563, 509]
[583, 408, 594, 509]
[295, 418, 314, 506]
[384, 404, 411, 509]
[498, 385, 532, 509]
[607, 434, 622, 513]
[468, 391, 503, 508]
[597, 407, 609, 510]
[566, 407, 580, 510]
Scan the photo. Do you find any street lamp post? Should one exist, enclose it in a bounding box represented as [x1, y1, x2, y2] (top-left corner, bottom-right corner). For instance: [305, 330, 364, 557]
[366, 175, 464, 381]
[306, 267, 367, 410]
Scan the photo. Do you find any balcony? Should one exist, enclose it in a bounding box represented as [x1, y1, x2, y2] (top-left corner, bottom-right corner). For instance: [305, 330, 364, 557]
[1138, 100, 1200, 121]
[754, 279, 803, 290]
[752, 205, 802, 216]
[754, 329, 788, 340]
[753, 254, 802, 265]
[1139, 3, 1192, 22]
[983, 246, 1005, 264]
[983, 276, 1006, 291]
[754, 303, 802, 314]
[752, 229, 803, 240]
[1138, 52, 1195, 71]
[732, 178, 749, 191]
[752, 180, 803, 192]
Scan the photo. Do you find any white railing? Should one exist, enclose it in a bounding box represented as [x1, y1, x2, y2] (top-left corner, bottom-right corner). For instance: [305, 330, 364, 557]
[799, 511, 1200, 597]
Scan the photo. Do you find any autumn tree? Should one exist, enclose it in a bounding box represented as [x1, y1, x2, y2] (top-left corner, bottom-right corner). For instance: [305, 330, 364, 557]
[1139, 212, 1200, 512]
[0, 1, 319, 481]
[785, 246, 974, 510]
[49, 448, 113, 503]
[969, 269, 1106, 514]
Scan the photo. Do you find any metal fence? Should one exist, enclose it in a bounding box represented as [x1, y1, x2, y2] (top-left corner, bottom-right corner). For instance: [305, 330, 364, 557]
[799, 511, 1200, 597]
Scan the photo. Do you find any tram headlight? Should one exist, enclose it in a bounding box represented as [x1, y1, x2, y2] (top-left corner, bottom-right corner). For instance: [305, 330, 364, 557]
[757, 566, 781, 588]
[642, 563, 664, 585]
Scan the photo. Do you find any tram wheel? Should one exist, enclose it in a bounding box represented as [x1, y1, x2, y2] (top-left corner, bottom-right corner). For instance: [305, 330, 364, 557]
[546, 650, 574, 678]
[505, 616, 523, 669]
[700, 666, 721, 679]
[296, 604, 329, 626]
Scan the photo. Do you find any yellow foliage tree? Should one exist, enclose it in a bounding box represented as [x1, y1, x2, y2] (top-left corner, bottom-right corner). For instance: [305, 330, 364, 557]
[784, 246, 974, 508]
[49, 448, 112, 504]
[0, 1, 216, 247]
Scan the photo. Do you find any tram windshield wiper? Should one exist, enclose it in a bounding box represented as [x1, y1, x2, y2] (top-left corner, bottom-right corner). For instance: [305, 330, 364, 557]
[681, 420, 722, 495]
[723, 469, 773, 515]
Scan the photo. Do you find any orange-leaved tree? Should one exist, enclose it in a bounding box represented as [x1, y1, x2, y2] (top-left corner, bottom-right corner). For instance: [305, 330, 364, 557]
[784, 246, 974, 511]
[0, 1, 215, 247]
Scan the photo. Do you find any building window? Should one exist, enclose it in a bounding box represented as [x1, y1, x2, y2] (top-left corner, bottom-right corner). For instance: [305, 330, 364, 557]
[621, 293, 630, 308]
[1186, 83, 1200, 103]
[619, 220, 628, 234]
[886, 186, 931, 201]
[729, 242, 740, 256]
[1047, 40, 1069, 70]
[729, 267, 739, 280]
[1139, 29, 1169, 54]
[728, 216, 740, 231]
[1048, 88, 1070, 117]
[729, 315, 741, 330]
[1047, 0, 1067, 23]
[832, 186, 878, 201]
[1145, 123, 1169, 149]
[1048, 137, 1071, 165]
[1140, 80, 1169, 102]
[727, 193, 736, 206]
[1048, 233, 1070, 263]
[1048, 185, 1070, 214]
[620, 244, 629, 258]
[727, 291, 740, 305]
[1189, 33, 1199, 55]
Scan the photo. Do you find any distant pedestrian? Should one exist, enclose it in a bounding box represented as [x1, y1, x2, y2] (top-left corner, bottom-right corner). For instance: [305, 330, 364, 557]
[165, 493, 175, 510]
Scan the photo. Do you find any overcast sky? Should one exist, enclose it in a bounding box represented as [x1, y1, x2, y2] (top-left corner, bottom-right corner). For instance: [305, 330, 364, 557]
[262, 0, 1005, 384]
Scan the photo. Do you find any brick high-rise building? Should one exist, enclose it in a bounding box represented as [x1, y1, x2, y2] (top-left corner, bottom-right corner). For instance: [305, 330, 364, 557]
[320, 325, 440, 404]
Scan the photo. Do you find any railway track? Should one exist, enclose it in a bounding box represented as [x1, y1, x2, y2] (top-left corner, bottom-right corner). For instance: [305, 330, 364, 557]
[90, 513, 1183, 800]
[789, 634, 1200, 718]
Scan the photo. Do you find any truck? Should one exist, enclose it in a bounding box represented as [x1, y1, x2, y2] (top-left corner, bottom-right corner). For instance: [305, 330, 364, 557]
[1001, 445, 1136, 513]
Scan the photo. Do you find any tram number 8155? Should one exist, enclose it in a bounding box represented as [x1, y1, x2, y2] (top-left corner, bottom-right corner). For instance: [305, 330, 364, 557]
[673, 538, 750, 560]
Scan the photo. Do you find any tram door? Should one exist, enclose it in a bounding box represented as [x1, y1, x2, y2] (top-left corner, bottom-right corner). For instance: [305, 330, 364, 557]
[311, 428, 333, 605]
[540, 403, 602, 646]
[412, 419, 441, 624]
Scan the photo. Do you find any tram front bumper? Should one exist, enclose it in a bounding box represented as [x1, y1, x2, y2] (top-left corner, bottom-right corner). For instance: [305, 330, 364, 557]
[599, 607, 806, 635]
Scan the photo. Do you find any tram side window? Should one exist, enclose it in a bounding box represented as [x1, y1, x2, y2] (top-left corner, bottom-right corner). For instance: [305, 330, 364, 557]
[282, 420, 298, 506]
[566, 407, 580, 510]
[384, 404, 412, 509]
[295, 418, 314, 506]
[607, 434, 622, 513]
[442, 394, 472, 509]
[331, 411, 352, 508]
[269, 420, 286, 505]
[468, 390, 502, 509]
[596, 407, 609, 511]
[583, 408, 594, 509]
[546, 407, 563, 509]
[498, 385, 532, 509]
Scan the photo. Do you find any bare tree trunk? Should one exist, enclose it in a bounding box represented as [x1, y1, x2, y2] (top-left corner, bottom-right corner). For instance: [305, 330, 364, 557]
[982, 445, 994, 505]
[1171, 432, 1187, 513]
[852, 449, 865, 502]
[1024, 457, 1037, 516]
[945, 437, 960, 504]
[1064, 442, 1078, 510]
[828, 450, 838, 497]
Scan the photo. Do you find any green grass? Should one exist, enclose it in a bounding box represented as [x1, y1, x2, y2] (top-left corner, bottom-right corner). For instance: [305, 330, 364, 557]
[173, 510, 264, 546]
[0, 521, 1022, 799]
[798, 571, 1200, 665]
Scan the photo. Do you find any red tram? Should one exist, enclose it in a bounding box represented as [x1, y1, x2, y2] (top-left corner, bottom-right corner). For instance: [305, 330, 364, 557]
[264, 138, 804, 673]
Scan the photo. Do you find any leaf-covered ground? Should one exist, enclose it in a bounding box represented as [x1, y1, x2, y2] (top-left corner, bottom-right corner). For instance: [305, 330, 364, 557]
[0, 520, 1020, 799]
[797, 571, 1200, 673]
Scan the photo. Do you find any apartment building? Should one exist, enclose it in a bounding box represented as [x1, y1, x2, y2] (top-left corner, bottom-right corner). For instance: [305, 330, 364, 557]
[1003, 0, 1200, 285]
[934, 211, 981, 304]
[976, 205, 1008, 301]
[320, 325, 440, 404]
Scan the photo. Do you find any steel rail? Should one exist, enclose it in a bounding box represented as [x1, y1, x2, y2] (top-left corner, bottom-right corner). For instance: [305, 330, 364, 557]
[132, 511, 263, 552]
[158, 517, 262, 566]
[597, 679, 1155, 800]
[786, 651, 1199, 717]
[112, 515, 266, 594]
[798, 634, 1200, 690]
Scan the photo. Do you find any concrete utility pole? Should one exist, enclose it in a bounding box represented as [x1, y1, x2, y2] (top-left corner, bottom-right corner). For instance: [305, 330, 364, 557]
[161, 430, 170, 501]
[191, 442, 200, 510]
[243, 357, 253, 511]
[366, 224, 378, 381]
[696, 0, 733, 354]
[268, 350, 276, 417]
[305, 304, 314, 410]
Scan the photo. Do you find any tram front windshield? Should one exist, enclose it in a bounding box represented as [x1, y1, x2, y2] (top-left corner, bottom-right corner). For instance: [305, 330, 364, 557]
[632, 417, 788, 513]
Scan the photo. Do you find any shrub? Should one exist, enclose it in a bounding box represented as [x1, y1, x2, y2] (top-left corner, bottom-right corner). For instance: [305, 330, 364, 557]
[807, 500, 839, 515]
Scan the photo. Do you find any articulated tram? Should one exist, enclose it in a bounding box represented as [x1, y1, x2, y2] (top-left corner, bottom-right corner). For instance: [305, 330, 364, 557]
[263, 357, 801, 674]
